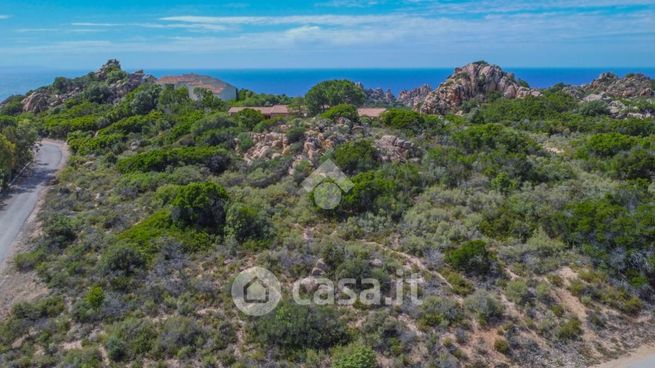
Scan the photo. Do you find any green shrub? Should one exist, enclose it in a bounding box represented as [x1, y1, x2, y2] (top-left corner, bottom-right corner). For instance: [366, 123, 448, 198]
[119, 210, 214, 255]
[556, 318, 582, 341]
[43, 216, 77, 249]
[341, 170, 398, 215]
[578, 100, 610, 116]
[494, 338, 510, 355]
[253, 302, 349, 352]
[101, 243, 146, 275]
[286, 126, 306, 143]
[611, 147, 655, 179]
[85, 286, 105, 309]
[225, 203, 272, 248]
[334, 140, 378, 175]
[505, 279, 530, 305]
[380, 108, 424, 130]
[480, 92, 576, 123]
[106, 318, 156, 361]
[62, 347, 103, 368]
[464, 290, 504, 325]
[117, 147, 230, 174]
[331, 342, 378, 368]
[578, 133, 636, 158]
[446, 240, 495, 276]
[171, 182, 230, 233]
[11, 296, 65, 320]
[234, 108, 265, 130]
[453, 124, 540, 155]
[322, 104, 359, 122]
[156, 316, 206, 357]
[417, 296, 463, 329]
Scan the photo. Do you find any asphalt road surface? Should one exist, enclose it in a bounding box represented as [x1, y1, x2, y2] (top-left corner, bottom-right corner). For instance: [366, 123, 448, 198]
[0, 141, 66, 266]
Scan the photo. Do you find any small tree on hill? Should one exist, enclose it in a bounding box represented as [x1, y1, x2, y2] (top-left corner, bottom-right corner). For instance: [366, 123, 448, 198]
[305, 80, 365, 115]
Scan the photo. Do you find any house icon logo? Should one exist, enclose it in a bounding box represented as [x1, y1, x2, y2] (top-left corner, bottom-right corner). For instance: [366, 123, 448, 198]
[301, 159, 354, 210]
[232, 267, 281, 316]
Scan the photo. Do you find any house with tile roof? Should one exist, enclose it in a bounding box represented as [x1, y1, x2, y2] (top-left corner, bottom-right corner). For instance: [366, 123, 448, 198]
[156, 74, 237, 101]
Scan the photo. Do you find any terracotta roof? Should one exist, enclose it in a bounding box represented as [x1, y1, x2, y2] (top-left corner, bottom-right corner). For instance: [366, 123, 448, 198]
[156, 74, 235, 95]
[228, 105, 290, 115]
[357, 108, 387, 118]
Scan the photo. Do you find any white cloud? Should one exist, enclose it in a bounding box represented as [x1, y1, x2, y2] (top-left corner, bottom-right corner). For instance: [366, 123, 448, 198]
[316, 0, 381, 8]
[159, 14, 400, 26]
[0, 15, 10, 20]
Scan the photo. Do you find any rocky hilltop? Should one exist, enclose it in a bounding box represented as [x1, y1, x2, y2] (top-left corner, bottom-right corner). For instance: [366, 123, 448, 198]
[585, 72, 653, 98]
[18, 60, 153, 113]
[403, 61, 542, 114]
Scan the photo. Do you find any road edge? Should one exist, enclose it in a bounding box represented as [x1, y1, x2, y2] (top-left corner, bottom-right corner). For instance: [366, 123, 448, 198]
[0, 139, 69, 318]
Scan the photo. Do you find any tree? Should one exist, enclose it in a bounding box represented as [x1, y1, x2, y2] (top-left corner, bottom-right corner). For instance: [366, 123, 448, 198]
[321, 104, 359, 122]
[305, 80, 365, 115]
[171, 182, 229, 233]
[129, 84, 161, 115]
[225, 203, 271, 247]
[446, 240, 495, 275]
[0, 134, 16, 188]
[234, 108, 265, 130]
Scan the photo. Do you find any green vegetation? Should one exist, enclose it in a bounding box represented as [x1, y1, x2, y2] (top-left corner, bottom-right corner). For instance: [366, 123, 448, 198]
[322, 103, 359, 122]
[305, 80, 366, 115]
[2, 66, 655, 367]
[0, 115, 37, 188]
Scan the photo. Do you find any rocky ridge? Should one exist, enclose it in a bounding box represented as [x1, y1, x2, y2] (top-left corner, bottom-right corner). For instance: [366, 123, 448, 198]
[418, 62, 542, 114]
[18, 60, 153, 113]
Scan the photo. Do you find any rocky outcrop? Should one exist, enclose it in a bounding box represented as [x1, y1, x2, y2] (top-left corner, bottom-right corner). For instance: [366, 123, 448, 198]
[18, 60, 153, 113]
[375, 135, 419, 162]
[363, 87, 396, 106]
[397, 84, 432, 110]
[584, 72, 653, 98]
[419, 62, 542, 115]
[20, 92, 51, 113]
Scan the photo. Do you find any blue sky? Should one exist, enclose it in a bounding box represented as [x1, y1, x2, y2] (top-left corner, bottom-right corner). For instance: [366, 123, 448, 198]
[0, 0, 654, 69]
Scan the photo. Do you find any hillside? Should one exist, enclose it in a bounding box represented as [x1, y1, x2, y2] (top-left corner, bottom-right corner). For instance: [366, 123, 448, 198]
[0, 61, 655, 367]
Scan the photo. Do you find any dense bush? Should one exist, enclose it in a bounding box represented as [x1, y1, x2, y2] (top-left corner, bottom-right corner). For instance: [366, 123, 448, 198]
[331, 342, 378, 368]
[225, 203, 272, 248]
[480, 92, 576, 123]
[464, 290, 504, 325]
[171, 182, 230, 233]
[334, 140, 378, 175]
[578, 133, 636, 158]
[234, 108, 266, 130]
[446, 240, 496, 276]
[156, 316, 206, 357]
[117, 146, 230, 173]
[253, 302, 350, 352]
[453, 124, 540, 155]
[380, 108, 424, 130]
[321, 104, 359, 122]
[106, 318, 156, 361]
[286, 126, 306, 143]
[417, 296, 463, 329]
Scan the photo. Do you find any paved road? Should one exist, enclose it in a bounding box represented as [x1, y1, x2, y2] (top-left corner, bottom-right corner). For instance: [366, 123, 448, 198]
[0, 141, 66, 266]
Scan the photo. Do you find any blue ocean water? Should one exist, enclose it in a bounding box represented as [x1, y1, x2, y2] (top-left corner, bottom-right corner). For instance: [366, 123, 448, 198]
[1, 68, 654, 101]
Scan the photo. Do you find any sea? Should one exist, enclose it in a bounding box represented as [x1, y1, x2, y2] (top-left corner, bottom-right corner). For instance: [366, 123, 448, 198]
[1, 68, 655, 101]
